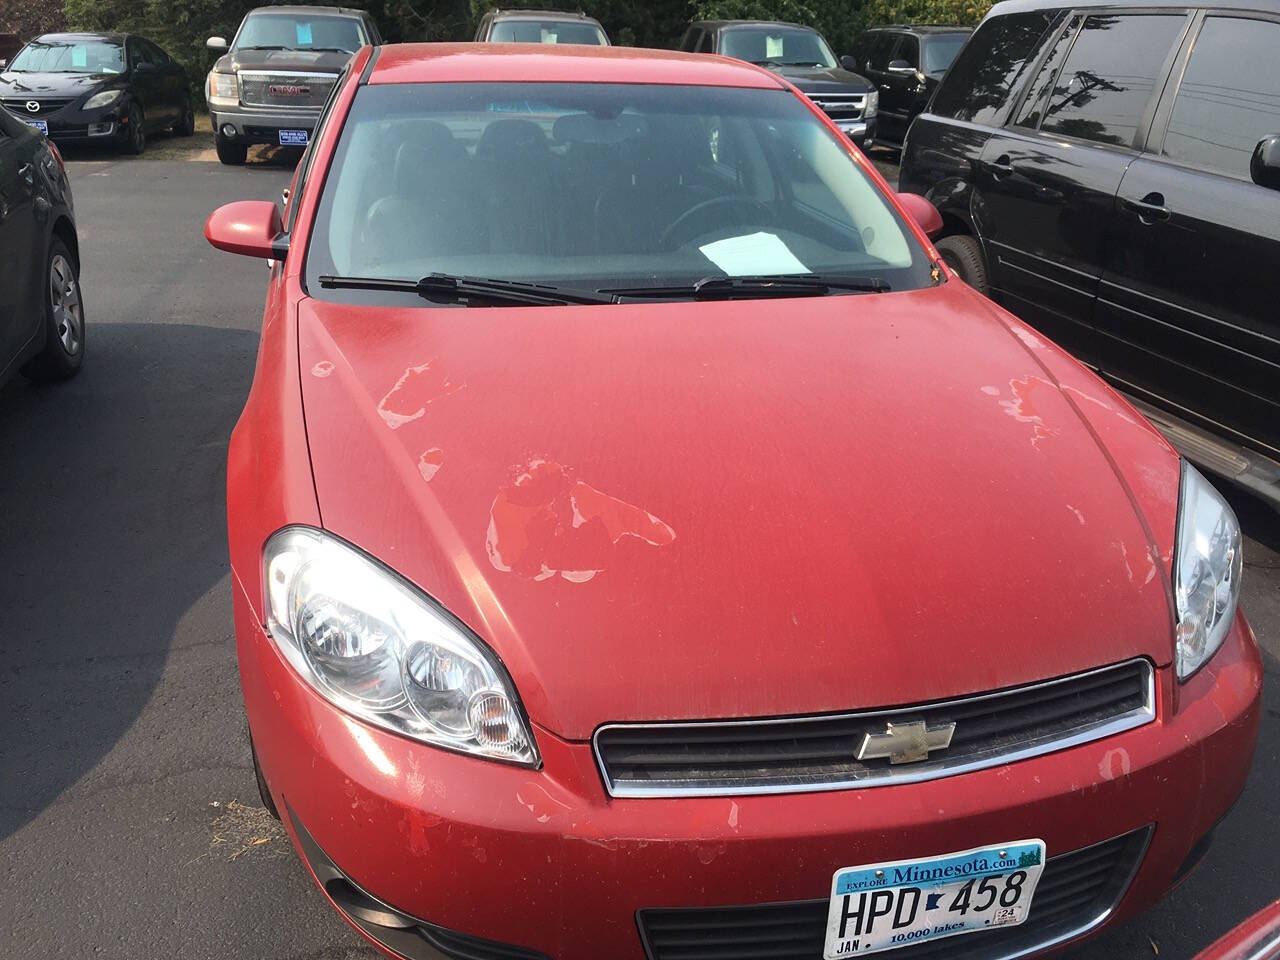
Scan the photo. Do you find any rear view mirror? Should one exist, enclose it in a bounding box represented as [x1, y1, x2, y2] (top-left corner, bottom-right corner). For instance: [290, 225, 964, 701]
[1251, 135, 1280, 192]
[840, 54, 859, 72]
[205, 200, 286, 259]
[206, 36, 228, 52]
[897, 192, 943, 239]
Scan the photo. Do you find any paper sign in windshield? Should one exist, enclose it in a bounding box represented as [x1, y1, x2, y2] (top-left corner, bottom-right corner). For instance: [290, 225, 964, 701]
[296, 23, 314, 45]
[699, 231, 810, 277]
[766, 35, 785, 60]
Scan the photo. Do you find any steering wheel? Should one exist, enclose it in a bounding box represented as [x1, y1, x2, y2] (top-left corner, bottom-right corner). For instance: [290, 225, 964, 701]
[660, 196, 772, 250]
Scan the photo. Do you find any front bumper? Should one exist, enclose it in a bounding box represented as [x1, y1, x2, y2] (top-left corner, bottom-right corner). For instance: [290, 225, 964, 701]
[829, 116, 876, 147]
[208, 102, 320, 144]
[235, 575, 1262, 960]
[14, 104, 124, 143]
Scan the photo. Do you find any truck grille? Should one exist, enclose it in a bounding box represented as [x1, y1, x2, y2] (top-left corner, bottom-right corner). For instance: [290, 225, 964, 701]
[809, 94, 866, 121]
[2, 96, 76, 114]
[637, 827, 1151, 960]
[238, 71, 336, 110]
[594, 659, 1154, 797]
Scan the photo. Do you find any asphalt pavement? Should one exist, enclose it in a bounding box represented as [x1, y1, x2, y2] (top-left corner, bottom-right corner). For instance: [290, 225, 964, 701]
[0, 145, 1276, 960]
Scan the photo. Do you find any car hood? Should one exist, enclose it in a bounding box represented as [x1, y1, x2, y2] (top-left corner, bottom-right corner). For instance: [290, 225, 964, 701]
[215, 49, 352, 74]
[297, 283, 1177, 740]
[771, 64, 873, 93]
[0, 71, 112, 97]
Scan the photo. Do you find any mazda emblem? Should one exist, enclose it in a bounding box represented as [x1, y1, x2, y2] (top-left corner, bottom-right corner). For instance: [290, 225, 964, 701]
[26, 100, 40, 113]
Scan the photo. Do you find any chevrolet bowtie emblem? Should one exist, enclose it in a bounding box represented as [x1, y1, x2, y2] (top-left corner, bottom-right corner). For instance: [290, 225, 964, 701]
[857, 719, 956, 764]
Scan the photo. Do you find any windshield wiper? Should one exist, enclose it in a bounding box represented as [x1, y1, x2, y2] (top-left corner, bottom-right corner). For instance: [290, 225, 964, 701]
[238, 45, 288, 51]
[318, 273, 618, 306]
[304, 46, 355, 53]
[603, 274, 890, 300]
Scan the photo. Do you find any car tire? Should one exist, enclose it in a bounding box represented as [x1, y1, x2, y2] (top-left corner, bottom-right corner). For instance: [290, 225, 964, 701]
[22, 236, 86, 382]
[251, 736, 280, 820]
[121, 103, 145, 155]
[935, 234, 989, 295]
[174, 96, 195, 137]
[216, 133, 247, 166]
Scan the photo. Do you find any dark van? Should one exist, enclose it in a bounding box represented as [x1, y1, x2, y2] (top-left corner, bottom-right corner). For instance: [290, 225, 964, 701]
[900, 0, 1280, 506]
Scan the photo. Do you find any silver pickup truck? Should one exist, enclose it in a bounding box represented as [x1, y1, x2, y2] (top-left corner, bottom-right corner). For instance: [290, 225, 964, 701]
[204, 5, 380, 164]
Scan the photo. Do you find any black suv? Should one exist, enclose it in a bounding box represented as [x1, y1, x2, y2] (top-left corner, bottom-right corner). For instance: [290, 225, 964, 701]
[854, 25, 970, 148]
[900, 0, 1280, 506]
[679, 20, 878, 148]
[474, 9, 609, 45]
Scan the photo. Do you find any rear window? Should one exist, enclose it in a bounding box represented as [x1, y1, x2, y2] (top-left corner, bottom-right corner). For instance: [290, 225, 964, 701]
[490, 19, 607, 46]
[929, 11, 1058, 125]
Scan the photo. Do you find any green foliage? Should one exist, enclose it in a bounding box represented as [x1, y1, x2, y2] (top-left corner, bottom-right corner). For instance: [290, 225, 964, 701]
[853, 0, 993, 32]
[1, 0, 68, 41]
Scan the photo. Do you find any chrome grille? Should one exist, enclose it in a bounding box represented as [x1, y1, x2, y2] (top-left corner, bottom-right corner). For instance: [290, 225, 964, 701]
[2, 97, 76, 114]
[238, 71, 336, 110]
[637, 827, 1152, 960]
[594, 659, 1154, 797]
[810, 94, 866, 120]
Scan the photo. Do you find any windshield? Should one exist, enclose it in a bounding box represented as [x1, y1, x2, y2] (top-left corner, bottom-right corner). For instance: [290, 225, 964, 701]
[924, 34, 969, 74]
[233, 13, 366, 53]
[307, 82, 932, 302]
[720, 27, 836, 68]
[9, 38, 124, 74]
[490, 19, 607, 46]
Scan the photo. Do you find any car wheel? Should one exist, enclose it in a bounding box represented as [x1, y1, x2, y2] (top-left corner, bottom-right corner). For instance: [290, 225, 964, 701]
[250, 736, 280, 820]
[935, 234, 989, 295]
[216, 133, 247, 166]
[174, 97, 195, 137]
[22, 237, 86, 381]
[121, 103, 145, 155]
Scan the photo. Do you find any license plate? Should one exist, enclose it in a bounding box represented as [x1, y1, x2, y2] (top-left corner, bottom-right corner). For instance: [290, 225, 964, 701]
[21, 118, 48, 135]
[278, 129, 308, 146]
[823, 839, 1045, 957]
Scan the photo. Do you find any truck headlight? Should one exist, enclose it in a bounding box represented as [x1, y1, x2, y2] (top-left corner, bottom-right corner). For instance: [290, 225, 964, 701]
[83, 89, 122, 110]
[1173, 463, 1243, 680]
[864, 90, 879, 119]
[209, 71, 238, 100]
[263, 527, 538, 765]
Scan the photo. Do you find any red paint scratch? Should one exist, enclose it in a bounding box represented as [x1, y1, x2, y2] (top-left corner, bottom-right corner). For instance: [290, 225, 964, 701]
[995, 376, 1060, 449]
[417, 448, 444, 482]
[377, 360, 462, 429]
[486, 460, 675, 582]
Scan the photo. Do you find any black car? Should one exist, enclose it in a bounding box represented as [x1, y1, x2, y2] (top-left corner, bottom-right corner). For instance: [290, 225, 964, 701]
[0, 32, 193, 155]
[900, 0, 1280, 507]
[0, 106, 84, 386]
[679, 20, 878, 148]
[854, 25, 970, 148]
[474, 9, 610, 45]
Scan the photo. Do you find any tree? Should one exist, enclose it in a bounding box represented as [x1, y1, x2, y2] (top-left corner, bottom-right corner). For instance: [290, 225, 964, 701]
[1, 0, 67, 42]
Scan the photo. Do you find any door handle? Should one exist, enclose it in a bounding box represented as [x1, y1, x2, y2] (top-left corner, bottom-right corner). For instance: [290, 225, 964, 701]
[1123, 192, 1169, 223]
[990, 154, 1015, 178]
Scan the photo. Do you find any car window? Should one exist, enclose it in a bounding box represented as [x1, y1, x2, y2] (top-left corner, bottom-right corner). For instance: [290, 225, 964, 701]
[287, 65, 350, 234]
[1039, 14, 1185, 148]
[489, 19, 607, 45]
[234, 13, 367, 53]
[896, 36, 919, 70]
[698, 31, 714, 54]
[863, 34, 896, 73]
[1162, 16, 1280, 181]
[306, 82, 934, 300]
[720, 26, 837, 69]
[144, 40, 170, 65]
[1014, 16, 1082, 129]
[922, 33, 967, 74]
[680, 28, 699, 52]
[929, 11, 1058, 125]
[10, 37, 125, 74]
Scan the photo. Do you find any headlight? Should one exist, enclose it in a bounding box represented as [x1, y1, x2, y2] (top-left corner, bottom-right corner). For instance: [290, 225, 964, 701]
[263, 527, 539, 765]
[209, 71, 238, 100]
[864, 90, 879, 119]
[83, 89, 122, 110]
[1173, 463, 1243, 680]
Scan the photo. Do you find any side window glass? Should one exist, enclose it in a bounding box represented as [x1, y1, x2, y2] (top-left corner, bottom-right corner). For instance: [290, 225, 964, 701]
[866, 35, 893, 73]
[1163, 17, 1280, 180]
[897, 36, 919, 70]
[1014, 16, 1082, 129]
[1039, 14, 1184, 147]
[286, 67, 348, 233]
[929, 11, 1058, 125]
[147, 41, 169, 65]
[698, 31, 714, 54]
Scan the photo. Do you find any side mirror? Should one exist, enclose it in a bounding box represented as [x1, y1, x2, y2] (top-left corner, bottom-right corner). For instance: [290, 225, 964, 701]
[840, 54, 859, 72]
[1251, 135, 1280, 192]
[205, 200, 286, 259]
[206, 36, 228, 52]
[134, 60, 156, 73]
[0, 59, 8, 70]
[887, 59, 915, 74]
[897, 192, 943, 239]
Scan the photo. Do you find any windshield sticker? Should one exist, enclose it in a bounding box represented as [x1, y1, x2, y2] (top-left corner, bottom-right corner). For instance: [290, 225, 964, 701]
[540, 29, 559, 43]
[699, 232, 810, 277]
[296, 22, 314, 45]
[765, 35, 785, 59]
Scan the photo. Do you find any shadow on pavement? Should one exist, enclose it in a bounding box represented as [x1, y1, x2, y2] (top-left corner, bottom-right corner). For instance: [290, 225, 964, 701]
[0, 321, 258, 841]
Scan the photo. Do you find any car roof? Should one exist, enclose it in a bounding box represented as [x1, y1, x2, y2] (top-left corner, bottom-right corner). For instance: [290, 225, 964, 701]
[862, 24, 972, 34]
[989, 0, 1277, 15]
[247, 5, 368, 16]
[32, 32, 128, 43]
[370, 43, 786, 88]
[489, 9, 603, 21]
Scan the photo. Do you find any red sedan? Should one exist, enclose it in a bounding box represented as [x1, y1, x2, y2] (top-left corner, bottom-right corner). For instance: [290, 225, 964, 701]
[205, 43, 1261, 960]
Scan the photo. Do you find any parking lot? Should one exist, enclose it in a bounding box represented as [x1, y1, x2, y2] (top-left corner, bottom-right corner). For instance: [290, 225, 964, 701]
[0, 142, 1275, 960]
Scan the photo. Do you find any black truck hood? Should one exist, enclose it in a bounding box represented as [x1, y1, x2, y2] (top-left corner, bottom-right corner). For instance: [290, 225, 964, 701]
[214, 48, 352, 74]
[767, 64, 873, 94]
[0, 71, 116, 98]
